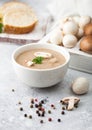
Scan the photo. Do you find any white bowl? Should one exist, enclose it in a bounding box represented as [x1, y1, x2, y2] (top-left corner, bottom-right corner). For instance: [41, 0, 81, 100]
[12, 43, 70, 88]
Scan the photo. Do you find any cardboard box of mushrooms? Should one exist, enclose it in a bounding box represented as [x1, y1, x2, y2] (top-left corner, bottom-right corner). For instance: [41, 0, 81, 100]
[40, 15, 92, 73]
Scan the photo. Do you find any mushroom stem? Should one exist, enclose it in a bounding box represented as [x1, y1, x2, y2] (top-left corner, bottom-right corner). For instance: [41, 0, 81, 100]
[68, 98, 75, 110]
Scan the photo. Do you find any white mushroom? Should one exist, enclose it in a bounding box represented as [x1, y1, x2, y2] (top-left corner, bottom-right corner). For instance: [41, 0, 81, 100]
[49, 58, 57, 63]
[72, 16, 80, 25]
[34, 52, 52, 58]
[63, 21, 78, 35]
[79, 16, 91, 28]
[61, 96, 80, 110]
[63, 34, 77, 48]
[58, 16, 73, 29]
[26, 61, 34, 67]
[72, 77, 89, 95]
[49, 28, 63, 45]
[77, 28, 84, 38]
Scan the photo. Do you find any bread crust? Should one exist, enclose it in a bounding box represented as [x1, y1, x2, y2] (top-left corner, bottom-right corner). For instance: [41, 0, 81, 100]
[4, 22, 37, 34]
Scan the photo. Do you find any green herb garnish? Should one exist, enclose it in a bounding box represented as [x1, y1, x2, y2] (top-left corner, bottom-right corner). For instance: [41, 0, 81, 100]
[0, 23, 3, 33]
[32, 56, 44, 64]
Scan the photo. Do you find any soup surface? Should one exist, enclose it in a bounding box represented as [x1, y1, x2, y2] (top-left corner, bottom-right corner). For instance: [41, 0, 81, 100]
[16, 48, 66, 69]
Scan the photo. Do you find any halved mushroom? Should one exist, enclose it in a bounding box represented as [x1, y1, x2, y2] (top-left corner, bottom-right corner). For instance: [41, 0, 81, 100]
[60, 96, 80, 110]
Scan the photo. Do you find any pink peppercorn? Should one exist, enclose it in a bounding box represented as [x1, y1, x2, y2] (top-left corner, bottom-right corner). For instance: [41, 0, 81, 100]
[48, 118, 52, 122]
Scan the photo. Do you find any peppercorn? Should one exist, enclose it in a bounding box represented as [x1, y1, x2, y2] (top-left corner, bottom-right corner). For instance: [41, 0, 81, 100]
[36, 110, 39, 114]
[30, 104, 33, 108]
[51, 104, 56, 109]
[29, 115, 32, 119]
[61, 111, 65, 115]
[51, 104, 54, 107]
[35, 99, 38, 102]
[40, 100, 44, 104]
[20, 107, 23, 111]
[62, 106, 65, 110]
[57, 119, 61, 122]
[12, 89, 15, 92]
[35, 104, 38, 108]
[38, 107, 42, 111]
[48, 118, 52, 122]
[31, 99, 34, 104]
[41, 107, 45, 112]
[24, 114, 27, 117]
[40, 120, 43, 123]
[38, 103, 42, 107]
[48, 110, 51, 114]
[38, 113, 41, 117]
[41, 112, 45, 117]
[18, 101, 21, 105]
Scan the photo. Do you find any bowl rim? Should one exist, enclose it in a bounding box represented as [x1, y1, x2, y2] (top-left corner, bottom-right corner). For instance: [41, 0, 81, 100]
[12, 42, 70, 71]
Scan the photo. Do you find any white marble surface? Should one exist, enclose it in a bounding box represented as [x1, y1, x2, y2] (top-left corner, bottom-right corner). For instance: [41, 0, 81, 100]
[0, 43, 92, 130]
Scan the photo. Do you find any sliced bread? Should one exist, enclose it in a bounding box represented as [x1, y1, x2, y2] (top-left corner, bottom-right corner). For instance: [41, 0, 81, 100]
[3, 9, 37, 34]
[0, 1, 37, 34]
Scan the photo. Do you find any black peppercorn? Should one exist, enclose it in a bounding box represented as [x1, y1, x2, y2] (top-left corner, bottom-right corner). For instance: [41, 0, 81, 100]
[62, 106, 65, 110]
[20, 107, 23, 111]
[41, 112, 45, 117]
[12, 89, 15, 92]
[30, 104, 33, 108]
[57, 119, 61, 122]
[40, 120, 43, 123]
[40, 100, 44, 104]
[48, 110, 51, 114]
[36, 110, 39, 114]
[31, 99, 34, 104]
[18, 101, 21, 105]
[38, 113, 41, 117]
[61, 111, 65, 115]
[29, 115, 32, 119]
[24, 114, 27, 117]
[35, 104, 38, 108]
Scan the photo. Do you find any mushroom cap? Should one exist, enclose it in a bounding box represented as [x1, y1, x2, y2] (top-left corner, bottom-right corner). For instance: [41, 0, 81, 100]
[63, 34, 77, 48]
[80, 35, 92, 54]
[61, 96, 80, 102]
[77, 28, 84, 38]
[84, 23, 92, 35]
[63, 21, 78, 35]
[50, 28, 63, 45]
[72, 77, 89, 95]
[79, 16, 91, 28]
[72, 16, 80, 25]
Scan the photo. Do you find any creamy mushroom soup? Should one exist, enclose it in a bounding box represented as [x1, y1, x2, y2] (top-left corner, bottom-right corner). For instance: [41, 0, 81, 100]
[16, 48, 66, 69]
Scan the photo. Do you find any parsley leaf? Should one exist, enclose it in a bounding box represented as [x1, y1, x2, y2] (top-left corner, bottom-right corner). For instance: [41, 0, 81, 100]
[0, 23, 3, 33]
[32, 56, 43, 64]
